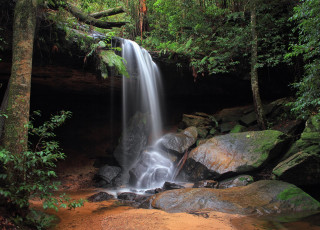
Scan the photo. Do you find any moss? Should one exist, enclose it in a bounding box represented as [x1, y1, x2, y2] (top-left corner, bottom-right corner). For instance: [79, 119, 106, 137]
[301, 132, 320, 141]
[230, 124, 246, 133]
[252, 152, 268, 168]
[238, 175, 253, 182]
[277, 186, 320, 210]
[277, 187, 302, 201]
[209, 128, 217, 135]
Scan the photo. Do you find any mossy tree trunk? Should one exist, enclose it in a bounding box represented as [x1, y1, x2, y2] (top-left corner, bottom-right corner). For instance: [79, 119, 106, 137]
[250, 0, 266, 130]
[3, 0, 37, 158]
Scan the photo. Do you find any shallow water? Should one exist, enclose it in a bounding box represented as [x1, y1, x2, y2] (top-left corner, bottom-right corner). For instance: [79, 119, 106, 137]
[231, 211, 320, 230]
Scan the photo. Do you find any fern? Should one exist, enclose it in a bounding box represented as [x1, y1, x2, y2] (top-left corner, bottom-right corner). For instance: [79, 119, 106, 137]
[99, 50, 129, 78]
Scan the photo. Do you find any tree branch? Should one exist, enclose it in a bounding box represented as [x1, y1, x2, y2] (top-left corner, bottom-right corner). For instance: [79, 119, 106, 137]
[64, 3, 127, 29]
[89, 6, 125, 19]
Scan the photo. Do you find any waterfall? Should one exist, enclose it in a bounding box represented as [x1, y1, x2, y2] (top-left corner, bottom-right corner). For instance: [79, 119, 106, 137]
[121, 39, 162, 142]
[119, 39, 174, 189]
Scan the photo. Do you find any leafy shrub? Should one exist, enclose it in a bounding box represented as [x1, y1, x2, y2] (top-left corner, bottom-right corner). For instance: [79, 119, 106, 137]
[286, 0, 320, 119]
[0, 110, 85, 229]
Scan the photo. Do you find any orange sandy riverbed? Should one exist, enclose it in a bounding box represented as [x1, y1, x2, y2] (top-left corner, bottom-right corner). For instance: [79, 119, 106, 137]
[29, 189, 284, 230]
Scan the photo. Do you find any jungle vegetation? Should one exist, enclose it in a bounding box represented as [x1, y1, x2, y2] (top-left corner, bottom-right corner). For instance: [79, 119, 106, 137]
[0, 0, 319, 228]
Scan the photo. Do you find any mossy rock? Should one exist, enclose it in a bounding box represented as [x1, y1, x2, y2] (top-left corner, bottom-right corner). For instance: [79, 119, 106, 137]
[272, 151, 320, 185]
[196, 127, 209, 139]
[185, 130, 288, 180]
[146, 180, 320, 215]
[281, 116, 320, 160]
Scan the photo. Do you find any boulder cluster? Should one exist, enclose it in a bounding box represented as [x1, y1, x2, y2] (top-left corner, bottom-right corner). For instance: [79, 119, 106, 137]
[92, 98, 320, 216]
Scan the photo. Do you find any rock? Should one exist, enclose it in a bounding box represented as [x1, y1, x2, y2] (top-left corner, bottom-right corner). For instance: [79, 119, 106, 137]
[284, 116, 320, 159]
[272, 119, 304, 136]
[117, 192, 151, 207]
[272, 116, 320, 185]
[113, 112, 150, 182]
[215, 106, 253, 123]
[147, 180, 320, 215]
[240, 112, 257, 126]
[97, 165, 121, 184]
[88, 192, 114, 202]
[162, 182, 185, 190]
[112, 174, 123, 187]
[217, 175, 254, 189]
[196, 127, 208, 138]
[184, 130, 288, 181]
[272, 152, 320, 185]
[182, 114, 212, 128]
[219, 122, 236, 133]
[157, 127, 198, 154]
[193, 180, 217, 188]
[117, 192, 138, 201]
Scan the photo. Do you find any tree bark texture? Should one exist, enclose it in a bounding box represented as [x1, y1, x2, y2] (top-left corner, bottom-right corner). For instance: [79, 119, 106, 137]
[89, 6, 125, 19]
[3, 0, 37, 155]
[250, 0, 266, 130]
[64, 3, 127, 29]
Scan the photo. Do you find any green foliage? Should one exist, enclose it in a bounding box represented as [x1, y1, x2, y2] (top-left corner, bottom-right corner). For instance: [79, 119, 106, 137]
[140, 0, 294, 75]
[0, 110, 85, 229]
[286, 0, 320, 119]
[86, 32, 129, 78]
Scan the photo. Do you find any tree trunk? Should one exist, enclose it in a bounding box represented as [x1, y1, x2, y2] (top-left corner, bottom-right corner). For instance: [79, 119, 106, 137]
[0, 86, 9, 139]
[89, 6, 125, 19]
[250, 0, 266, 129]
[3, 0, 37, 156]
[63, 3, 127, 29]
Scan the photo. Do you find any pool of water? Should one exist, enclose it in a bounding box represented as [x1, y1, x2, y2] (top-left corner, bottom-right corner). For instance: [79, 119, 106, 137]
[255, 211, 320, 230]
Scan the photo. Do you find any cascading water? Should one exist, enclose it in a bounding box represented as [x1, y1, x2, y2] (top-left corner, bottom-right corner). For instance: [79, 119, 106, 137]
[119, 39, 174, 189]
[121, 39, 162, 142]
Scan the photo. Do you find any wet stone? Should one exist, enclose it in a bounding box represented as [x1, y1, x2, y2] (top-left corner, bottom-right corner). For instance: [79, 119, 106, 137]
[193, 180, 218, 188]
[87, 192, 114, 202]
[162, 182, 185, 191]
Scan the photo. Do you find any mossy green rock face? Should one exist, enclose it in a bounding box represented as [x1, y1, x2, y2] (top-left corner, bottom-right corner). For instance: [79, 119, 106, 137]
[149, 180, 320, 215]
[272, 152, 320, 185]
[272, 116, 320, 185]
[185, 131, 287, 180]
[284, 116, 320, 159]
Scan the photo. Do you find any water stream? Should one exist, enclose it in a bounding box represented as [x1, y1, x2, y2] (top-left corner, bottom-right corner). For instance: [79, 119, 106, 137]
[120, 39, 174, 189]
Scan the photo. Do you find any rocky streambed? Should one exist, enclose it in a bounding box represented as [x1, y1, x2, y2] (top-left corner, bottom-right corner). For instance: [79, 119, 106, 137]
[91, 98, 320, 221]
[46, 98, 320, 229]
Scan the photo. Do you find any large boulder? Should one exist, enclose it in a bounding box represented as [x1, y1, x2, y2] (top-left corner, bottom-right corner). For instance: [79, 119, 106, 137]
[97, 165, 121, 184]
[146, 180, 320, 215]
[272, 116, 320, 185]
[157, 127, 198, 154]
[183, 130, 288, 181]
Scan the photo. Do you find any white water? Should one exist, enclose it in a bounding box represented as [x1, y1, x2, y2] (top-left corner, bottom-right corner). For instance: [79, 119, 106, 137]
[121, 39, 174, 189]
[122, 39, 162, 142]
